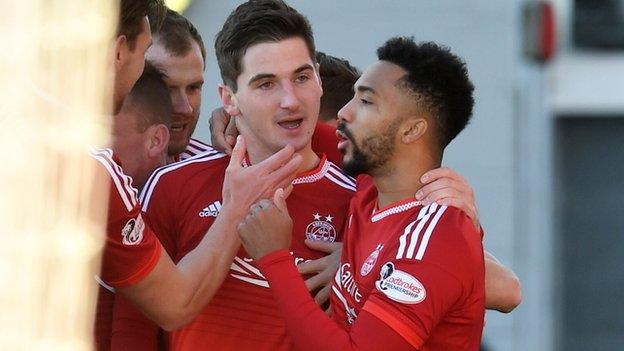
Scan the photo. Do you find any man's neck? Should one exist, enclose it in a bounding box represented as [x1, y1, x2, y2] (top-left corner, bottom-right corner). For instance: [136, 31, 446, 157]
[373, 152, 440, 209]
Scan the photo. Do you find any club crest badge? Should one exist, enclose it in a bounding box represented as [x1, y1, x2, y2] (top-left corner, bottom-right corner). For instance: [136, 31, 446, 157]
[121, 214, 145, 246]
[305, 213, 337, 242]
[360, 244, 384, 276]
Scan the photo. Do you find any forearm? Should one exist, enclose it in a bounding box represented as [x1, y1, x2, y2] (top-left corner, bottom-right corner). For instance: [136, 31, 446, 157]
[484, 250, 522, 313]
[169, 206, 243, 326]
[258, 250, 354, 350]
[257, 250, 413, 351]
[123, 206, 243, 331]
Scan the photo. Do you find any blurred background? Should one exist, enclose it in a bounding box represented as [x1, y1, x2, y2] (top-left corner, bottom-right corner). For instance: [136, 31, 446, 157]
[170, 0, 624, 350]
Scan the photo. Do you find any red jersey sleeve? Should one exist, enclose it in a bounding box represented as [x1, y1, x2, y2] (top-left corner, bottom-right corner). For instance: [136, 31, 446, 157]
[139, 167, 180, 260]
[257, 250, 415, 351]
[92, 149, 162, 288]
[109, 162, 183, 351]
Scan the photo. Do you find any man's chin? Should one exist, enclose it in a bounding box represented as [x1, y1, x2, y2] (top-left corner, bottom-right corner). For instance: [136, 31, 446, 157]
[167, 140, 188, 157]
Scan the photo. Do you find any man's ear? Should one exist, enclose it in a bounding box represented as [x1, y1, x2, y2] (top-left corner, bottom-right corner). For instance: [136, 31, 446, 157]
[314, 62, 323, 95]
[400, 117, 428, 144]
[113, 35, 128, 72]
[218, 84, 241, 117]
[146, 124, 170, 158]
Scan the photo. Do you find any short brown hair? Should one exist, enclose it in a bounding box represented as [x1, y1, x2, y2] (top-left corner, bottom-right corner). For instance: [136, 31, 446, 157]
[215, 0, 316, 91]
[124, 62, 172, 131]
[152, 9, 206, 67]
[316, 52, 360, 122]
[117, 0, 165, 50]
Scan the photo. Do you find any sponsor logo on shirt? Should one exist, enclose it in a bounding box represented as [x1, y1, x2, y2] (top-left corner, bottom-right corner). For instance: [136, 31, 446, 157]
[305, 213, 336, 242]
[121, 215, 145, 245]
[360, 244, 384, 276]
[338, 263, 362, 302]
[375, 262, 426, 304]
[199, 201, 222, 217]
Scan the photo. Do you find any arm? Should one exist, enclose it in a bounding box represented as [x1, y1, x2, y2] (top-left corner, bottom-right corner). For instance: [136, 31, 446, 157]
[118, 136, 302, 331]
[416, 168, 522, 312]
[237, 193, 415, 351]
[484, 250, 522, 313]
[259, 251, 417, 351]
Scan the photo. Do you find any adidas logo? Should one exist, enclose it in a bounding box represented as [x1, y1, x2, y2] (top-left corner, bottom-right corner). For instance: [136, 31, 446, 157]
[199, 201, 222, 217]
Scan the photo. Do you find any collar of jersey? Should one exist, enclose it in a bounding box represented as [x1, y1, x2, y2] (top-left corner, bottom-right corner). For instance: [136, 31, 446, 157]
[241, 153, 329, 185]
[371, 197, 422, 222]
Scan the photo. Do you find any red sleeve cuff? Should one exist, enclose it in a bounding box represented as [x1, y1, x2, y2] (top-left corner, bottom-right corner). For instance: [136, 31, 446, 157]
[110, 243, 162, 288]
[257, 249, 293, 271]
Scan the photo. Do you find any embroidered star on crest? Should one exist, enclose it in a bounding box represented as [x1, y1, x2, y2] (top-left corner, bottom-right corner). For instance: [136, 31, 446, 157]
[313, 213, 322, 220]
[325, 215, 333, 222]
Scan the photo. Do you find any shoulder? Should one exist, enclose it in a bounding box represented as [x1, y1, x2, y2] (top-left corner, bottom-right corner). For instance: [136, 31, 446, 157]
[90, 148, 138, 212]
[394, 204, 478, 261]
[140, 150, 228, 211]
[178, 138, 218, 160]
[322, 160, 356, 192]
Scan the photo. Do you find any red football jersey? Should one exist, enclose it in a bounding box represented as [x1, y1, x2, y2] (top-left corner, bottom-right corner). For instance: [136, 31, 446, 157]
[90, 148, 162, 350]
[177, 137, 217, 162]
[113, 151, 355, 351]
[330, 177, 485, 350]
[312, 123, 342, 167]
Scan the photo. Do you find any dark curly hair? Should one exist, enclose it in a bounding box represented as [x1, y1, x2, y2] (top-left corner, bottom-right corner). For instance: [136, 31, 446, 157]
[377, 37, 474, 149]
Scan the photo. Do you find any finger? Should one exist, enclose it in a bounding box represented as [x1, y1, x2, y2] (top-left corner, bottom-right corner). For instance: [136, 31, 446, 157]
[225, 116, 239, 147]
[416, 178, 456, 200]
[304, 239, 342, 254]
[325, 306, 333, 316]
[254, 144, 296, 174]
[314, 284, 331, 306]
[282, 184, 294, 199]
[421, 188, 461, 206]
[272, 188, 289, 213]
[298, 256, 329, 274]
[303, 272, 327, 291]
[420, 167, 467, 185]
[227, 135, 246, 171]
[266, 153, 302, 188]
[209, 108, 233, 154]
[250, 202, 265, 216]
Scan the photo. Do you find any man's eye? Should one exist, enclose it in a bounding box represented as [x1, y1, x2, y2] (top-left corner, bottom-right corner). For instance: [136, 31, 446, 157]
[360, 98, 372, 105]
[188, 84, 202, 93]
[259, 81, 274, 90]
[295, 75, 310, 83]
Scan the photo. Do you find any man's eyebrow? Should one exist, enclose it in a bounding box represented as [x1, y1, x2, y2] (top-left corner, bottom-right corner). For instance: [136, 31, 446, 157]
[356, 85, 376, 95]
[248, 73, 275, 86]
[294, 64, 314, 74]
[248, 64, 315, 86]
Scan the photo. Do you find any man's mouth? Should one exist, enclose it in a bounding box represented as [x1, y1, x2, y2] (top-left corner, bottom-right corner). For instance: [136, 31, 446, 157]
[336, 128, 352, 153]
[277, 118, 304, 130]
[171, 122, 187, 133]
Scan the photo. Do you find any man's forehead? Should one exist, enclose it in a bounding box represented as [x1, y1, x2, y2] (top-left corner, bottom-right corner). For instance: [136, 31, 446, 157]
[357, 61, 407, 91]
[147, 44, 204, 82]
[240, 38, 315, 77]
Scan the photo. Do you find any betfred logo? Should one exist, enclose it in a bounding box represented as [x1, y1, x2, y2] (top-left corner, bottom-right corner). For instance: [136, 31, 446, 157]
[375, 262, 426, 304]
